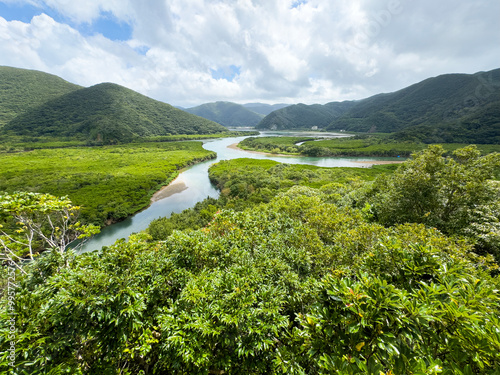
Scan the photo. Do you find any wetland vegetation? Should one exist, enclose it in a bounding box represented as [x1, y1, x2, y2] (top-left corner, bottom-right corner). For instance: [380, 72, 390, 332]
[0, 141, 217, 225]
[239, 134, 500, 157]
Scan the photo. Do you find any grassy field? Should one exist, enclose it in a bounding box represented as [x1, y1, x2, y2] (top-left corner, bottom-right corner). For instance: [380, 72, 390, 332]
[0, 141, 216, 225]
[239, 136, 500, 157]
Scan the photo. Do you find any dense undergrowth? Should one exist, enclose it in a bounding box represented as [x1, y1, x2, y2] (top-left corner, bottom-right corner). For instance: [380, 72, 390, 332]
[1, 145, 500, 374]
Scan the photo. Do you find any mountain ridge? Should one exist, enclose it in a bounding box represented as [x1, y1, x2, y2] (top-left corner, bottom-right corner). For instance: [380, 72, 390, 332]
[256, 68, 500, 143]
[183, 101, 264, 127]
[242, 103, 290, 116]
[256, 101, 357, 130]
[2, 66, 499, 144]
[2, 79, 227, 143]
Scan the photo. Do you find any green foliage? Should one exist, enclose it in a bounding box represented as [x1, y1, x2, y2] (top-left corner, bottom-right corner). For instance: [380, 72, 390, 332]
[327, 69, 500, 142]
[301, 252, 500, 374]
[368, 145, 500, 258]
[0, 192, 99, 272]
[2, 186, 498, 373]
[148, 198, 221, 240]
[184, 101, 264, 127]
[392, 100, 500, 144]
[209, 158, 394, 204]
[147, 158, 394, 240]
[239, 136, 315, 154]
[140, 130, 260, 143]
[0, 192, 99, 271]
[0, 142, 216, 226]
[0, 131, 259, 153]
[2, 144, 500, 373]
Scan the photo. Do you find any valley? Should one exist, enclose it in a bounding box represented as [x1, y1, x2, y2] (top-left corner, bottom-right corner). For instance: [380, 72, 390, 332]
[1, 66, 500, 374]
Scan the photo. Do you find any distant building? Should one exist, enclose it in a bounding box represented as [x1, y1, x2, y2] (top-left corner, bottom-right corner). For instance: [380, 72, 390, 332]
[311, 126, 318, 130]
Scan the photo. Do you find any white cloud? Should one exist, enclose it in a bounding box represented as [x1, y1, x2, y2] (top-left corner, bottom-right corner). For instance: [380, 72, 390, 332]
[0, 0, 499, 106]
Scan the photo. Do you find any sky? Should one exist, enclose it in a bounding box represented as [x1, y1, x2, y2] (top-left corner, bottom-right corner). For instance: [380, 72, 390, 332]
[0, 0, 499, 107]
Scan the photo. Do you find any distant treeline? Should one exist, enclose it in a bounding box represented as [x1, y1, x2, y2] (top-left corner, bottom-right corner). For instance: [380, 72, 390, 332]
[239, 135, 500, 157]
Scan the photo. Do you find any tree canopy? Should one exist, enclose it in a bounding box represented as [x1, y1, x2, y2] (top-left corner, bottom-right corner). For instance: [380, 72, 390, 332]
[1, 145, 499, 374]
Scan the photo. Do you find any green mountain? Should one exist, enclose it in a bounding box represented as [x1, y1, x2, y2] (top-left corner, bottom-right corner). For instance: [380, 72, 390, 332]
[256, 69, 500, 143]
[327, 69, 500, 139]
[0, 66, 81, 127]
[184, 101, 264, 127]
[256, 101, 356, 130]
[242, 103, 290, 116]
[3, 82, 228, 143]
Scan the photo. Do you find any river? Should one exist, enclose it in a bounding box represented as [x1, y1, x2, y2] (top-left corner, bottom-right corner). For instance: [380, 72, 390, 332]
[79, 131, 401, 252]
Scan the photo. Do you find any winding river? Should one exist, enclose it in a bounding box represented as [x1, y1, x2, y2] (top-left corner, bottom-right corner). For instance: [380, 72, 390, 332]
[80, 131, 401, 252]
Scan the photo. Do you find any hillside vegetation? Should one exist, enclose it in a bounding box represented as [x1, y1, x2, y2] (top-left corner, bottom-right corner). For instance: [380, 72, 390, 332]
[328, 69, 500, 142]
[0, 66, 81, 127]
[256, 101, 356, 130]
[256, 68, 500, 144]
[3, 82, 227, 144]
[147, 158, 396, 239]
[184, 101, 264, 127]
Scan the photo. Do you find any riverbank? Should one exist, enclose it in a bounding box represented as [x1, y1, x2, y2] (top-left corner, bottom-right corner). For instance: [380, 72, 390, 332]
[151, 174, 188, 202]
[229, 142, 406, 165]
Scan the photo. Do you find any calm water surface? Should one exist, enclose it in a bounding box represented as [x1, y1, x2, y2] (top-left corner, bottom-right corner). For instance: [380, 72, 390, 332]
[79, 132, 401, 252]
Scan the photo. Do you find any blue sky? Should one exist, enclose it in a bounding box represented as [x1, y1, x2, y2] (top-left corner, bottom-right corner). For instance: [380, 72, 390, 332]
[0, 2, 132, 40]
[0, 0, 499, 107]
[0, 2, 46, 22]
[211, 65, 241, 82]
[75, 12, 133, 41]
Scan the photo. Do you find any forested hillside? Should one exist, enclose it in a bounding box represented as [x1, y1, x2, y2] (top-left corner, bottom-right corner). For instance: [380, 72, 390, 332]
[256, 101, 356, 130]
[1, 145, 499, 374]
[327, 69, 500, 143]
[256, 68, 500, 144]
[0, 66, 81, 127]
[3, 82, 227, 143]
[391, 100, 500, 144]
[184, 101, 264, 127]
